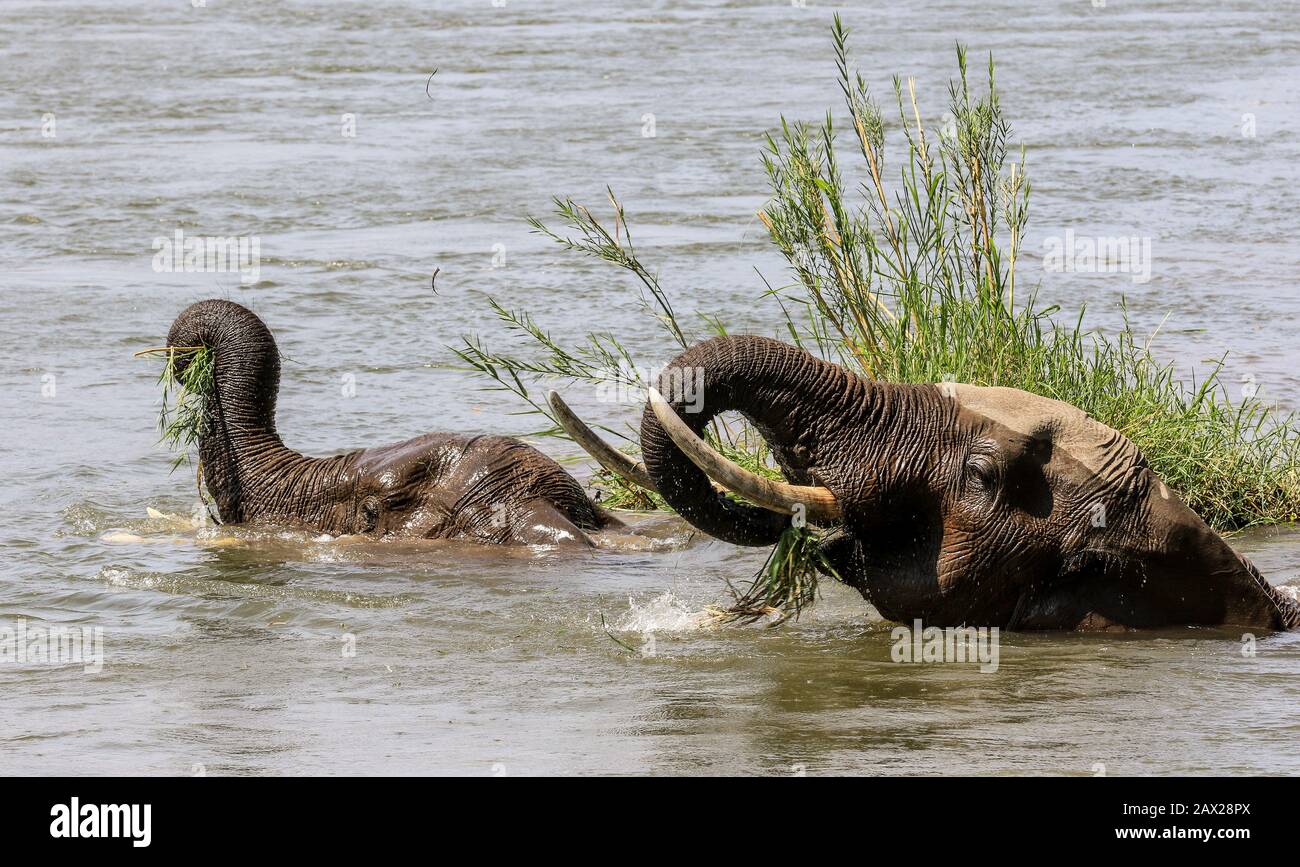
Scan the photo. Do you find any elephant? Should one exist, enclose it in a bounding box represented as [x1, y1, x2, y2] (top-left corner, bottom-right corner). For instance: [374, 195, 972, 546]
[158, 299, 620, 547]
[550, 335, 1300, 631]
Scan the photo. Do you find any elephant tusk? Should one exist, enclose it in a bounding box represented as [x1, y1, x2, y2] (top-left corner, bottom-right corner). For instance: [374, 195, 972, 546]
[647, 387, 841, 521]
[547, 390, 657, 492]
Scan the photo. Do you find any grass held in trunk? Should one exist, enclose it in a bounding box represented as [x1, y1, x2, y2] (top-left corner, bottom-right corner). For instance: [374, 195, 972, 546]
[457, 16, 1300, 622]
[136, 344, 215, 472]
[704, 525, 844, 626]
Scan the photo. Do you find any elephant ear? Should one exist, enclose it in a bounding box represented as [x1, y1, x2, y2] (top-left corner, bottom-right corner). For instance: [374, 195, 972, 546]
[944, 383, 1147, 485]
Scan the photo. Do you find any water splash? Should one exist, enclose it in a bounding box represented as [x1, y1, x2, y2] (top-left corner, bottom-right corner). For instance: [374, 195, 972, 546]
[611, 591, 713, 633]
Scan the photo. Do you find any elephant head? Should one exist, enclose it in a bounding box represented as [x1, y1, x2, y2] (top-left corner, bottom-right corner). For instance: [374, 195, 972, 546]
[161, 299, 612, 546]
[555, 335, 1299, 631]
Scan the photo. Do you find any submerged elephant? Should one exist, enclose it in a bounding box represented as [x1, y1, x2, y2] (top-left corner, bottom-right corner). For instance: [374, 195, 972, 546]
[158, 299, 619, 546]
[553, 335, 1300, 631]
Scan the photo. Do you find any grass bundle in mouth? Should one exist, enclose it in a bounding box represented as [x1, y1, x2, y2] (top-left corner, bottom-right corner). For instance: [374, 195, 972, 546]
[584, 428, 843, 625]
[135, 345, 215, 471]
[704, 437, 847, 625]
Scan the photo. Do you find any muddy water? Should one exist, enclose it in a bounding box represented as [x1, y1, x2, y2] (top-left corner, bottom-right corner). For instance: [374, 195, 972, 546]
[1, 0, 1298, 775]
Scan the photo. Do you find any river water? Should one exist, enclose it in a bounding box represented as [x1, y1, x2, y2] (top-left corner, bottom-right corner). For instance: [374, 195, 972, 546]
[1, 0, 1298, 775]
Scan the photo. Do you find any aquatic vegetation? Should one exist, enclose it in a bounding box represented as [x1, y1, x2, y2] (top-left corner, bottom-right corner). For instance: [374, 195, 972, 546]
[458, 16, 1300, 619]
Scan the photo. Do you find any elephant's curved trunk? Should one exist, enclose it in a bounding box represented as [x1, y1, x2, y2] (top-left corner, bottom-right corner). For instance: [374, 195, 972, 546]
[647, 387, 841, 518]
[166, 299, 349, 526]
[638, 335, 866, 546]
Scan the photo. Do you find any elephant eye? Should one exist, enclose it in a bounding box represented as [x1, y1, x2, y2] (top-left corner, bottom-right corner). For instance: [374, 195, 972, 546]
[967, 455, 1000, 494]
[358, 496, 382, 532]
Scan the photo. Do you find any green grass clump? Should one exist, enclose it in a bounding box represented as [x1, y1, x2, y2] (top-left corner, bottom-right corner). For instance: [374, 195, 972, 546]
[592, 467, 666, 511]
[457, 17, 1300, 619]
[754, 17, 1299, 531]
[138, 345, 215, 472]
[705, 525, 844, 626]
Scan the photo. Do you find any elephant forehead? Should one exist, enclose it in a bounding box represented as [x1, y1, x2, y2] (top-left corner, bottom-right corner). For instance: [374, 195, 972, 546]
[943, 383, 1140, 477]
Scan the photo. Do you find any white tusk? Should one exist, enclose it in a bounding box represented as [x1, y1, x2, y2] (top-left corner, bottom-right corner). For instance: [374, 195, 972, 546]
[547, 390, 656, 491]
[647, 388, 841, 521]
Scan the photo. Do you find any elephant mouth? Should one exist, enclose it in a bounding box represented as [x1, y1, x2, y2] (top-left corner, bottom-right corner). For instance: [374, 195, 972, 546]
[1059, 547, 1139, 582]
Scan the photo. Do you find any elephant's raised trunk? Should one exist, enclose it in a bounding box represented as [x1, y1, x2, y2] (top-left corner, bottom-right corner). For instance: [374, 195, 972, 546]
[166, 299, 351, 526]
[638, 335, 867, 546]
